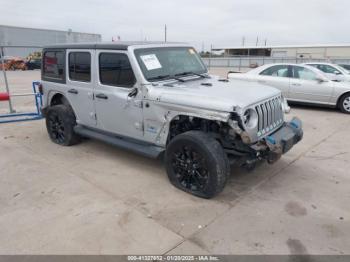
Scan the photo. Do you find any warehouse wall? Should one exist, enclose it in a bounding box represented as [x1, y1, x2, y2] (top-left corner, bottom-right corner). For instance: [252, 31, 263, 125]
[271, 47, 350, 59]
[325, 47, 350, 58]
[0, 25, 101, 57]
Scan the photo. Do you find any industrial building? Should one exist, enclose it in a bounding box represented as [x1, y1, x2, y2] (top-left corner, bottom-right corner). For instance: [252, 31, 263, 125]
[213, 44, 350, 59]
[0, 25, 101, 57]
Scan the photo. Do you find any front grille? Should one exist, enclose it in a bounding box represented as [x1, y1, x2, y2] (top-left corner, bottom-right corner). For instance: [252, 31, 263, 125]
[255, 96, 284, 137]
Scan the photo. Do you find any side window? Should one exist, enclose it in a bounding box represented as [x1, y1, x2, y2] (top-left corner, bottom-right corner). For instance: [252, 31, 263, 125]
[260, 65, 289, 77]
[292, 66, 317, 81]
[69, 52, 91, 82]
[99, 53, 136, 87]
[43, 50, 65, 81]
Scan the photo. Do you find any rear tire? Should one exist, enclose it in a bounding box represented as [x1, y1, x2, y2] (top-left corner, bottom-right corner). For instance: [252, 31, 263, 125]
[165, 131, 230, 199]
[46, 105, 81, 146]
[339, 93, 350, 114]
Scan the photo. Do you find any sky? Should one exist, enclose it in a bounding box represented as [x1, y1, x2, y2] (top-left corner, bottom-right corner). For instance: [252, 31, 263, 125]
[1, 0, 350, 51]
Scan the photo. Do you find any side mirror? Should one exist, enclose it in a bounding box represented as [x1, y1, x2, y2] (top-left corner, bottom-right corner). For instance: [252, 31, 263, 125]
[334, 71, 342, 75]
[128, 87, 138, 98]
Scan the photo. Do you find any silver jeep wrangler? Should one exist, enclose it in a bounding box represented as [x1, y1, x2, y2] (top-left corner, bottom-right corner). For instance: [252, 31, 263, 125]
[41, 42, 303, 198]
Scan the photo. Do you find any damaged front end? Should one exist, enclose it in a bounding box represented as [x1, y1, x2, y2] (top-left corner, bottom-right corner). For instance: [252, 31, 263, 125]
[226, 117, 303, 168]
[226, 97, 303, 168]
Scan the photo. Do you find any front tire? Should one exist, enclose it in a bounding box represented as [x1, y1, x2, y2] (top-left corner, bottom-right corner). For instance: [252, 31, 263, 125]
[339, 93, 350, 114]
[165, 131, 230, 199]
[46, 105, 81, 146]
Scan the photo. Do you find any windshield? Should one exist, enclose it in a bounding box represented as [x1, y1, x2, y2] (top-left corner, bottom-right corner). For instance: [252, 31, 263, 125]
[134, 47, 207, 82]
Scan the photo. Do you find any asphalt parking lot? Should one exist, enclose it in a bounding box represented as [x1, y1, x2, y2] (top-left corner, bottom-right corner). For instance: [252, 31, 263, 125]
[0, 70, 349, 255]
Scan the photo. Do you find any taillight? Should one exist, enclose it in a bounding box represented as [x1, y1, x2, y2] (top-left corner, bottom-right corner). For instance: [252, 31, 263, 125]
[38, 83, 43, 95]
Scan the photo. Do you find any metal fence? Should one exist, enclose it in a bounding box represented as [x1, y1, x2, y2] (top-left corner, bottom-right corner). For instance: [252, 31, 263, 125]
[0, 45, 43, 116]
[202, 56, 350, 71]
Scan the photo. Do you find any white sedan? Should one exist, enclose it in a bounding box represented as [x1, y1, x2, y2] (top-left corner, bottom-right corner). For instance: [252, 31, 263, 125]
[304, 62, 350, 82]
[228, 63, 350, 114]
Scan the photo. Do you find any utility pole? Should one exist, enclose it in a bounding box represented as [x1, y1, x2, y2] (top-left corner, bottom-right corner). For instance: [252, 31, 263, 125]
[256, 36, 259, 46]
[264, 39, 267, 46]
[164, 24, 167, 42]
[242, 36, 245, 46]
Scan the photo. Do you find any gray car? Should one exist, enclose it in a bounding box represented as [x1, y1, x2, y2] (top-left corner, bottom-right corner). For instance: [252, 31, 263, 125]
[40, 42, 303, 198]
[228, 63, 350, 114]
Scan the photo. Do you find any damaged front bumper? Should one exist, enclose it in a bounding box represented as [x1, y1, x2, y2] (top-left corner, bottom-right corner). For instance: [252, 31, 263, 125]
[264, 117, 303, 163]
[228, 117, 303, 168]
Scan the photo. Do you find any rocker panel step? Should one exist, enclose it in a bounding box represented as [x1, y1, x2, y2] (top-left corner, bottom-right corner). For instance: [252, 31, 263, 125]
[74, 125, 164, 158]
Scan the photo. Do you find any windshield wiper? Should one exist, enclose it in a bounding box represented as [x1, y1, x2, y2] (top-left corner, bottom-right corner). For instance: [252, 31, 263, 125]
[172, 76, 185, 82]
[147, 74, 170, 81]
[175, 72, 210, 79]
[148, 74, 185, 82]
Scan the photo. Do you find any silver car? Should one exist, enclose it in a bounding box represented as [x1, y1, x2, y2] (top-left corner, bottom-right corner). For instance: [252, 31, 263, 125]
[40, 43, 303, 198]
[338, 64, 350, 71]
[228, 63, 350, 114]
[304, 62, 350, 82]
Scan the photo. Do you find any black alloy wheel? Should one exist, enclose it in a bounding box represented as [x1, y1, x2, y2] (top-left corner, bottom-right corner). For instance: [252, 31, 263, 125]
[45, 105, 81, 146]
[165, 131, 229, 198]
[171, 145, 209, 192]
[47, 111, 66, 144]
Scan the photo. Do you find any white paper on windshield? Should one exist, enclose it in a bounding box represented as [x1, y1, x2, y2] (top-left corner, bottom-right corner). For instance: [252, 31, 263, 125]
[140, 54, 162, 70]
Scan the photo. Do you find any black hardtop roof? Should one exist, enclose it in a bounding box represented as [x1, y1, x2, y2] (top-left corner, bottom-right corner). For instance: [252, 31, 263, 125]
[43, 41, 189, 50]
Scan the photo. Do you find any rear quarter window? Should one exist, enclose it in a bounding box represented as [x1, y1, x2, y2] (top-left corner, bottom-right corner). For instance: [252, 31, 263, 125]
[42, 49, 66, 83]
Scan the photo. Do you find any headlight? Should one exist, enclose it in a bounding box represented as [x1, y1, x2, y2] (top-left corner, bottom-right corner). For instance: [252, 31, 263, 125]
[243, 108, 258, 129]
[281, 96, 291, 114]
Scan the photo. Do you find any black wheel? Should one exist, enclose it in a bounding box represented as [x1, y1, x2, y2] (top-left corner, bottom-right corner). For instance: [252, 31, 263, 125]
[46, 105, 81, 146]
[165, 131, 230, 199]
[339, 93, 350, 114]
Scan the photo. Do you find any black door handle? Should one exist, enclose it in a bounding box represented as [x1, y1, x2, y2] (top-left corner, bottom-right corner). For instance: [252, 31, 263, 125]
[95, 93, 108, 100]
[68, 89, 78, 94]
